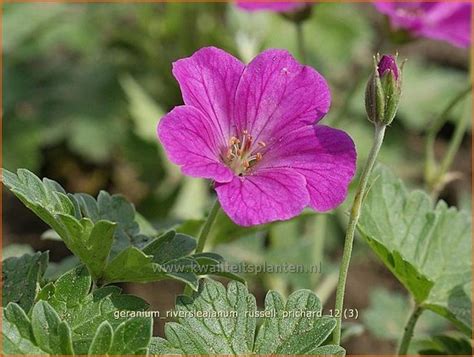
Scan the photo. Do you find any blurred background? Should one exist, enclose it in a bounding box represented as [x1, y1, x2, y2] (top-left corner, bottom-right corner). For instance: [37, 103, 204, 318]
[3, 2, 472, 354]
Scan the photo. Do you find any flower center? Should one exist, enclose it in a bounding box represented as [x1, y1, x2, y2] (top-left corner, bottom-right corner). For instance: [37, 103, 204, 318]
[223, 130, 266, 176]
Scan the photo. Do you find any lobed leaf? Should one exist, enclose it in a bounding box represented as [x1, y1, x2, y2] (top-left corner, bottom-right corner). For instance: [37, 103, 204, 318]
[2, 169, 243, 289]
[150, 279, 343, 355]
[2, 265, 153, 355]
[2, 303, 47, 355]
[2, 251, 48, 312]
[358, 165, 472, 335]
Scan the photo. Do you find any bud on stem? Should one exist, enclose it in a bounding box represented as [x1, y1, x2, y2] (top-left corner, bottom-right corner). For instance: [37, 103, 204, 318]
[365, 53, 404, 125]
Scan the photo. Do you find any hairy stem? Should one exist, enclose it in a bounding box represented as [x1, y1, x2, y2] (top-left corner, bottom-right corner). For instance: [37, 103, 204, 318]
[398, 305, 423, 355]
[183, 199, 221, 295]
[333, 123, 387, 345]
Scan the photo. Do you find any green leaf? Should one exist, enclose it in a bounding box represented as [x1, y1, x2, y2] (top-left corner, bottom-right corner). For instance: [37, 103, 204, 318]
[190, 252, 246, 284]
[88, 321, 113, 355]
[254, 289, 338, 354]
[209, 209, 267, 245]
[2, 266, 153, 355]
[151, 279, 343, 355]
[37, 265, 150, 354]
[58, 321, 75, 355]
[2, 252, 48, 311]
[3, 169, 241, 289]
[72, 191, 152, 255]
[102, 240, 198, 288]
[362, 287, 447, 341]
[142, 230, 196, 263]
[2, 168, 116, 280]
[56, 214, 115, 279]
[108, 318, 153, 354]
[2, 303, 47, 355]
[358, 165, 472, 334]
[31, 300, 66, 354]
[2, 168, 74, 218]
[102, 230, 242, 289]
[415, 334, 473, 355]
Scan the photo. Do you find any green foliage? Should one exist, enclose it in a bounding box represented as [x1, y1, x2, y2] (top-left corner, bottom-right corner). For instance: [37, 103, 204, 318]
[3, 3, 472, 355]
[150, 279, 344, 355]
[358, 165, 472, 335]
[3, 169, 241, 290]
[362, 287, 447, 341]
[415, 334, 473, 355]
[2, 252, 48, 311]
[2, 303, 49, 354]
[2, 168, 114, 280]
[362, 288, 409, 341]
[72, 191, 154, 255]
[2, 266, 152, 355]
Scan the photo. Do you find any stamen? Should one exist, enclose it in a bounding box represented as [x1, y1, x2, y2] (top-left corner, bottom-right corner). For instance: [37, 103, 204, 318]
[224, 130, 265, 175]
[244, 135, 253, 151]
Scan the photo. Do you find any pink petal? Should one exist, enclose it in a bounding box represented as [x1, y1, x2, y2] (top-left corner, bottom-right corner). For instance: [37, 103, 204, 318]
[259, 125, 356, 211]
[172, 47, 245, 146]
[157, 106, 234, 182]
[233, 49, 330, 147]
[374, 2, 471, 48]
[420, 3, 471, 48]
[215, 168, 310, 226]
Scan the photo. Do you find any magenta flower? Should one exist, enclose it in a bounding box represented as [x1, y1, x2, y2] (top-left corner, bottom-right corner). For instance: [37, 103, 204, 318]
[374, 2, 471, 48]
[157, 47, 356, 226]
[236, 1, 307, 12]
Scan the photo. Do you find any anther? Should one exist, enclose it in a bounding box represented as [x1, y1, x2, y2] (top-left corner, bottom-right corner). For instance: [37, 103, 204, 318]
[258, 141, 266, 147]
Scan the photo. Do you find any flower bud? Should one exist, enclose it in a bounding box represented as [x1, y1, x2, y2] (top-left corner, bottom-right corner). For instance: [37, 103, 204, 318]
[365, 54, 403, 126]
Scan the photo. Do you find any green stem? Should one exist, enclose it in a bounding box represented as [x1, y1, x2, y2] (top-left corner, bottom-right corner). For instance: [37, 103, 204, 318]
[295, 21, 306, 63]
[333, 123, 387, 345]
[397, 305, 423, 355]
[196, 199, 221, 254]
[183, 199, 221, 295]
[425, 84, 472, 191]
